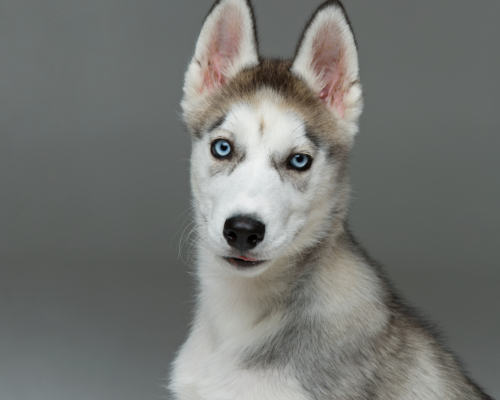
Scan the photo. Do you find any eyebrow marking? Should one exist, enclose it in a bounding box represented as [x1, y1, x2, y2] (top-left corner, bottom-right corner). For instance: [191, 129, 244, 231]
[208, 115, 226, 133]
[304, 128, 321, 150]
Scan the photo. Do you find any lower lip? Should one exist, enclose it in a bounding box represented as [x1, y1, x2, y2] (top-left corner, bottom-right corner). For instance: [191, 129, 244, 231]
[224, 257, 266, 269]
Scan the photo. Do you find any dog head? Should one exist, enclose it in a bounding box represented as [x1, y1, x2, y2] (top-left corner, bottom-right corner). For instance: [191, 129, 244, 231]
[182, 0, 362, 276]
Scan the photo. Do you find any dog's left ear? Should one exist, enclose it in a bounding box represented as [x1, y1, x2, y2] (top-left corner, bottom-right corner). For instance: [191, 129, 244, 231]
[182, 0, 259, 114]
[292, 1, 362, 126]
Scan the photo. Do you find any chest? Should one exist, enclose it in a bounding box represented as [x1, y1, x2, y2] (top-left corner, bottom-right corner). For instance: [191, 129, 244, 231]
[170, 325, 309, 400]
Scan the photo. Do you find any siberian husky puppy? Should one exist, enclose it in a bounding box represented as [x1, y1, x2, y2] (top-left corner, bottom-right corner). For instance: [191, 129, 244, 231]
[169, 0, 492, 399]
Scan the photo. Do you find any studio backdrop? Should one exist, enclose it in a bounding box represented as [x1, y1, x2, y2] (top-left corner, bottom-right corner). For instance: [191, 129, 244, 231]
[0, 1, 498, 399]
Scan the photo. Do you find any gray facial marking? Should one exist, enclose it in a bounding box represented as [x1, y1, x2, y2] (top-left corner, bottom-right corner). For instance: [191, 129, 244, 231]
[209, 116, 226, 135]
[208, 137, 247, 177]
[304, 128, 346, 164]
[270, 152, 310, 193]
[304, 128, 321, 150]
[270, 156, 285, 183]
[226, 145, 246, 175]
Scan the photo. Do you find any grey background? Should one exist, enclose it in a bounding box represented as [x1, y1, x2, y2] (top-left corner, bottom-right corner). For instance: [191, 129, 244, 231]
[0, 0, 498, 399]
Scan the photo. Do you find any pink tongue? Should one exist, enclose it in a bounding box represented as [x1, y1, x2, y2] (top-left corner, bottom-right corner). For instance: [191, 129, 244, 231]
[237, 256, 258, 262]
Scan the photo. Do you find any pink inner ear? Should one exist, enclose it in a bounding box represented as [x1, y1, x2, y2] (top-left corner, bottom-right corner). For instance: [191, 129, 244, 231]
[201, 8, 243, 93]
[313, 26, 348, 117]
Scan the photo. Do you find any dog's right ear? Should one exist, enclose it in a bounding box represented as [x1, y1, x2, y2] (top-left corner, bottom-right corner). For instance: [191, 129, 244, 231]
[182, 0, 259, 112]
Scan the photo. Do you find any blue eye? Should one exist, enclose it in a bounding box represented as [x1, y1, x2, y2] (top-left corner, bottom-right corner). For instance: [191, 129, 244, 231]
[211, 139, 232, 158]
[289, 154, 311, 170]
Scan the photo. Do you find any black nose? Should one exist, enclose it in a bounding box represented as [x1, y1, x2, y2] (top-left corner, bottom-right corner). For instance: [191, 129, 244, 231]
[223, 216, 265, 252]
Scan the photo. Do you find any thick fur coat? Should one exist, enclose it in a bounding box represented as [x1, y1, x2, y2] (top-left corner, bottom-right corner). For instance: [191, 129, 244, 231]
[169, 1, 492, 399]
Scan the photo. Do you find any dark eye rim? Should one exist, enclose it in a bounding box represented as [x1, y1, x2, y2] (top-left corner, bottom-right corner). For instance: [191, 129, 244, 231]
[287, 153, 313, 171]
[211, 138, 233, 159]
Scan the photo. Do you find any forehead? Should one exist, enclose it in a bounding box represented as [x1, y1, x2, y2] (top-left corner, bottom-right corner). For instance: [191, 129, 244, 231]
[187, 60, 352, 157]
[219, 100, 312, 150]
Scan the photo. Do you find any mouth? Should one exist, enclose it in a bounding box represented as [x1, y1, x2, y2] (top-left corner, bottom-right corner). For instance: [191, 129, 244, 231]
[224, 256, 266, 269]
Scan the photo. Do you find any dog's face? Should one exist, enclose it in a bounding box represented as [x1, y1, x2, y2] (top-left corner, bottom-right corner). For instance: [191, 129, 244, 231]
[190, 98, 336, 275]
[182, 0, 362, 276]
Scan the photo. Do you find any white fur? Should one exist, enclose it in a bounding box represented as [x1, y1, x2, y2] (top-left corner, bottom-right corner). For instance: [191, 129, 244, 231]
[171, 314, 308, 400]
[169, 87, 389, 397]
[170, 235, 389, 399]
[190, 100, 336, 274]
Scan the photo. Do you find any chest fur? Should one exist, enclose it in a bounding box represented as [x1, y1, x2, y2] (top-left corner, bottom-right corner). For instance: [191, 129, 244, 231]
[170, 322, 309, 400]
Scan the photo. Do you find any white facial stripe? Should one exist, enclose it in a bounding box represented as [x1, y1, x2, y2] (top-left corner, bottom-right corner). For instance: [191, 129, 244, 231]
[221, 102, 313, 159]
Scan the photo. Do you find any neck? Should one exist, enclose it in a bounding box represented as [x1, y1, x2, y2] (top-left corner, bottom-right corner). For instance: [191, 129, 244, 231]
[193, 218, 389, 353]
[195, 224, 370, 340]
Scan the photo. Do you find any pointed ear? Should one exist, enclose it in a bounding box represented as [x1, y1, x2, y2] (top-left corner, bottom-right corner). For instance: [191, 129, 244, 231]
[292, 1, 362, 125]
[183, 0, 259, 107]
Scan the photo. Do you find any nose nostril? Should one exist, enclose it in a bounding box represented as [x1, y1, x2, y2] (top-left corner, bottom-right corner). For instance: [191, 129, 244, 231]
[224, 230, 237, 243]
[247, 234, 261, 245]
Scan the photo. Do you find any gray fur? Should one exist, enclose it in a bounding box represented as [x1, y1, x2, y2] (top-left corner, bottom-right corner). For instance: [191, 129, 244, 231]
[242, 230, 491, 399]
